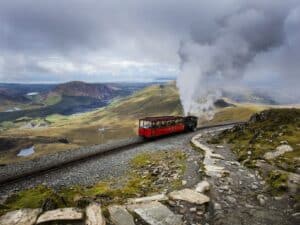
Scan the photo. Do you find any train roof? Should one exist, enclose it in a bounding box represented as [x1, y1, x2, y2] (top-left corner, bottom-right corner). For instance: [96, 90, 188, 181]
[139, 116, 183, 121]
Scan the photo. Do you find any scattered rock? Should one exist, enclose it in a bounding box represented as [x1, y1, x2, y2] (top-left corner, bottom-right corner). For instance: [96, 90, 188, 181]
[0, 208, 41, 225]
[251, 184, 258, 190]
[195, 180, 210, 193]
[229, 161, 240, 166]
[85, 203, 106, 225]
[189, 207, 197, 212]
[168, 189, 210, 205]
[291, 212, 300, 219]
[36, 208, 83, 224]
[127, 194, 168, 204]
[274, 196, 284, 201]
[220, 185, 230, 191]
[245, 204, 255, 208]
[214, 203, 222, 210]
[257, 194, 267, 206]
[211, 153, 225, 160]
[127, 201, 183, 225]
[226, 196, 236, 204]
[182, 180, 187, 186]
[109, 205, 135, 225]
[264, 145, 293, 160]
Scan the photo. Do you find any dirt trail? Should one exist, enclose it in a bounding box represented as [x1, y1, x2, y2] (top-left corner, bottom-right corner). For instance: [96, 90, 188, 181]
[192, 128, 297, 225]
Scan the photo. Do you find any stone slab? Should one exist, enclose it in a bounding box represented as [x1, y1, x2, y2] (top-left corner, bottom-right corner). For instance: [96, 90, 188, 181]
[108, 205, 135, 225]
[0, 208, 41, 225]
[169, 188, 210, 205]
[127, 201, 182, 225]
[36, 208, 83, 224]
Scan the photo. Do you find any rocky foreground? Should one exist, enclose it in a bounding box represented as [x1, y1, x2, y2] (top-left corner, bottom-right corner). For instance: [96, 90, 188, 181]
[0, 124, 299, 225]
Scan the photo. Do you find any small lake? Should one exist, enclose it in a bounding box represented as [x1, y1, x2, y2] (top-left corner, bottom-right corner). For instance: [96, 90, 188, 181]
[17, 146, 35, 157]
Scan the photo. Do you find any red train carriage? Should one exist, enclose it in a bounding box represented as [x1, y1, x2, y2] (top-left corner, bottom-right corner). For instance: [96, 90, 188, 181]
[138, 116, 197, 138]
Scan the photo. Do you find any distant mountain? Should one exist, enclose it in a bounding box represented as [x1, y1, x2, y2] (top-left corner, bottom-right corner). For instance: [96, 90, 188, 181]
[0, 88, 29, 103]
[51, 81, 114, 99]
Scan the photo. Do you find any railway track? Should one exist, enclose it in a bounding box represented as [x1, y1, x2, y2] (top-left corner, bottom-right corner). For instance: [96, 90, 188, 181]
[0, 122, 242, 188]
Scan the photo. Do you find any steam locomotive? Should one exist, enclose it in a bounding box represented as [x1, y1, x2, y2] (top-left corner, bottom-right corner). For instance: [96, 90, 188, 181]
[138, 116, 198, 138]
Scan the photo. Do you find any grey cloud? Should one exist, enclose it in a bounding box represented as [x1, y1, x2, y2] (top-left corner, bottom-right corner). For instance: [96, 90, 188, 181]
[0, 0, 299, 101]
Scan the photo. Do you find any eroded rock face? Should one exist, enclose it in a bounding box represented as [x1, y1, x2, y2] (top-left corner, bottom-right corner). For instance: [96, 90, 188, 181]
[36, 208, 83, 224]
[85, 203, 106, 225]
[168, 189, 210, 205]
[127, 201, 183, 225]
[264, 145, 293, 160]
[108, 205, 135, 225]
[0, 208, 41, 225]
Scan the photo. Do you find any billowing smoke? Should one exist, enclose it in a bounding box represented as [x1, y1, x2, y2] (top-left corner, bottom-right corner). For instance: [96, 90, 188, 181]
[177, 1, 300, 117]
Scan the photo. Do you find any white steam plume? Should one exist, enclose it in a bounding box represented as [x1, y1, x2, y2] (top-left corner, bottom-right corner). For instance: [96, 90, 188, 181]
[177, 1, 300, 117]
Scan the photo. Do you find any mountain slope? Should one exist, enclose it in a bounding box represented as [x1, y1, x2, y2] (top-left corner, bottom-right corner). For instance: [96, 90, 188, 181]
[51, 81, 114, 99]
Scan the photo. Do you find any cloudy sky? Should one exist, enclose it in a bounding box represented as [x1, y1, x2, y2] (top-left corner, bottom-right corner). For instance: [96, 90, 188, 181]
[0, 0, 299, 86]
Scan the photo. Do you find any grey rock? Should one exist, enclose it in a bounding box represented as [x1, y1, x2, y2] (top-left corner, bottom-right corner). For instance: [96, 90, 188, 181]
[36, 208, 83, 224]
[169, 189, 210, 205]
[195, 180, 210, 193]
[264, 145, 293, 160]
[292, 212, 300, 219]
[0, 208, 41, 225]
[257, 194, 267, 206]
[108, 205, 135, 225]
[127, 194, 168, 204]
[226, 196, 236, 204]
[86, 203, 106, 225]
[189, 207, 197, 212]
[214, 202, 222, 210]
[127, 201, 183, 225]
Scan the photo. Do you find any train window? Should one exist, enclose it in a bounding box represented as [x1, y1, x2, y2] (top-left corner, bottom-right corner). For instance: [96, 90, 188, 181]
[141, 120, 151, 128]
[153, 121, 160, 128]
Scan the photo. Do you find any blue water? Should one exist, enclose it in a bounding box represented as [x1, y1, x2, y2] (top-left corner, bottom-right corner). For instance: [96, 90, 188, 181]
[17, 146, 35, 157]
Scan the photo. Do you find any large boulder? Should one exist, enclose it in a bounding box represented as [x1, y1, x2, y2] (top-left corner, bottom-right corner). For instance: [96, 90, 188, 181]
[0, 208, 41, 225]
[127, 201, 183, 225]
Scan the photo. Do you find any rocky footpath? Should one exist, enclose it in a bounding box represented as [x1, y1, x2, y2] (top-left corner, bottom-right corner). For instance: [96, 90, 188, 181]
[192, 129, 299, 225]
